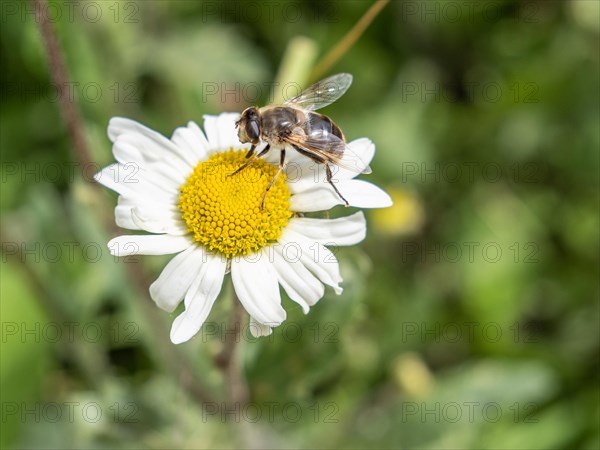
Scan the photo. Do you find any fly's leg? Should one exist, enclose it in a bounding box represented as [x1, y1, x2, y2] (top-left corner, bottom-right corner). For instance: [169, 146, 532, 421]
[290, 145, 350, 207]
[326, 164, 349, 207]
[229, 144, 270, 177]
[261, 148, 286, 210]
[245, 144, 256, 158]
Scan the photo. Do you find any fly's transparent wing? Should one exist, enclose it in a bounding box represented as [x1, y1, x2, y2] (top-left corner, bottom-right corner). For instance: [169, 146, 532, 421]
[285, 73, 353, 111]
[284, 130, 372, 174]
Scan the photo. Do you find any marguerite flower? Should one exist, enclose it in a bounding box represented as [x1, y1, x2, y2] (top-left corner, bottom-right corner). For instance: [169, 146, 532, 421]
[95, 113, 391, 344]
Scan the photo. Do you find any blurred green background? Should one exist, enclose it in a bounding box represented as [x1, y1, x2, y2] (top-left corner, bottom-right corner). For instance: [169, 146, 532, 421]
[1, 0, 599, 448]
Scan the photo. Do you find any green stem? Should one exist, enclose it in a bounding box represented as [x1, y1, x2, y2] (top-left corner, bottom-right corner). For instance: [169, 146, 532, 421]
[310, 0, 390, 81]
[273, 36, 319, 103]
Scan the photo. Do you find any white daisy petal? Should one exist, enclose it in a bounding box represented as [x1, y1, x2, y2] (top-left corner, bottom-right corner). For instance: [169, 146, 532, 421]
[149, 245, 206, 312]
[272, 246, 324, 313]
[131, 207, 188, 235]
[338, 180, 393, 208]
[116, 196, 180, 231]
[286, 175, 321, 195]
[129, 200, 181, 219]
[187, 121, 211, 151]
[279, 229, 343, 295]
[171, 122, 208, 165]
[231, 250, 286, 326]
[113, 139, 143, 165]
[338, 138, 376, 178]
[108, 234, 191, 256]
[114, 198, 140, 230]
[94, 163, 179, 200]
[287, 211, 366, 247]
[131, 158, 188, 191]
[264, 145, 280, 165]
[94, 163, 128, 196]
[203, 113, 246, 151]
[108, 117, 181, 157]
[289, 185, 339, 212]
[202, 115, 222, 150]
[249, 316, 273, 337]
[265, 144, 305, 167]
[348, 138, 376, 163]
[290, 180, 392, 211]
[170, 252, 226, 344]
[107, 117, 141, 142]
[109, 118, 193, 177]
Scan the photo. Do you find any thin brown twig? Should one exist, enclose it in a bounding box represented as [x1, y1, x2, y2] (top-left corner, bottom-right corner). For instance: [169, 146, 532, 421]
[32, 0, 216, 405]
[33, 0, 93, 168]
[310, 0, 390, 81]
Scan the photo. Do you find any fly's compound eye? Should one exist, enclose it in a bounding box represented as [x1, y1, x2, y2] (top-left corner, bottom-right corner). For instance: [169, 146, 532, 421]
[246, 120, 260, 143]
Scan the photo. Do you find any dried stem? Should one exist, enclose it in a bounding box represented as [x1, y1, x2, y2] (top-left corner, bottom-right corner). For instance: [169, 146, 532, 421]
[310, 0, 390, 80]
[32, 0, 216, 405]
[33, 0, 93, 168]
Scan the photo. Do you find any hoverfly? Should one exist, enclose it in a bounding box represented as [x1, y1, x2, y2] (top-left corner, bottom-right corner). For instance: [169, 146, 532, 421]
[233, 73, 371, 209]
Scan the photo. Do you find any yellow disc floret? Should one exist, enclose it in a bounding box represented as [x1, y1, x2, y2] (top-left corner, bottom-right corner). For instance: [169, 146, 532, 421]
[178, 149, 292, 258]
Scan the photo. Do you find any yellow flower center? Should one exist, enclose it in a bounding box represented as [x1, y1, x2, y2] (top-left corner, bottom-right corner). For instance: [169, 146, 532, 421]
[178, 149, 292, 258]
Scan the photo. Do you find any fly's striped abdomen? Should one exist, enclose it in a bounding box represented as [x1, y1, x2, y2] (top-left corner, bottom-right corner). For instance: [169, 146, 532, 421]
[307, 113, 345, 142]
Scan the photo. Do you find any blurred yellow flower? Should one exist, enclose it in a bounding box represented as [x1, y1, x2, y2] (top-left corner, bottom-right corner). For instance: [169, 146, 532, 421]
[371, 187, 424, 236]
[393, 352, 433, 398]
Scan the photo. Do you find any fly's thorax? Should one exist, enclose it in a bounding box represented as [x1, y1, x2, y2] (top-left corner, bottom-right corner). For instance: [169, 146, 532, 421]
[258, 106, 304, 142]
[258, 106, 346, 144]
